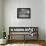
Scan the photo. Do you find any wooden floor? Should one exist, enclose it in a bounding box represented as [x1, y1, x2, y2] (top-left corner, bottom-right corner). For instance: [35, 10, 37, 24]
[0, 40, 46, 46]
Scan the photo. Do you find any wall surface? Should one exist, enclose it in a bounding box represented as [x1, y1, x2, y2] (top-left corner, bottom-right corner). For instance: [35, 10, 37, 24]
[3, 0, 45, 40]
[0, 0, 3, 38]
[45, 0, 46, 40]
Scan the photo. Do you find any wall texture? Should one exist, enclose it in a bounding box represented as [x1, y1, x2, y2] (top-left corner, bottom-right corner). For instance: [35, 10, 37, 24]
[45, 0, 46, 40]
[0, 0, 3, 38]
[3, 0, 45, 40]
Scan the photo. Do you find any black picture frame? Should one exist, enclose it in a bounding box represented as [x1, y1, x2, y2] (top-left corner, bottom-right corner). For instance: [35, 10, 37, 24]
[17, 8, 31, 19]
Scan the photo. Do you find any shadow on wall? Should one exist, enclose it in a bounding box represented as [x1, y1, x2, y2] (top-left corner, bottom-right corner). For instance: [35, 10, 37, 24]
[0, 31, 3, 39]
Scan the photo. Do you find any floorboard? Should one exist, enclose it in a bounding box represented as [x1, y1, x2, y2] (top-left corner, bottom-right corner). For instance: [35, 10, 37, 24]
[0, 40, 46, 46]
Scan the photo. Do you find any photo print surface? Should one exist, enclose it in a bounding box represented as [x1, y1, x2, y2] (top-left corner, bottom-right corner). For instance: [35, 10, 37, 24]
[17, 8, 31, 19]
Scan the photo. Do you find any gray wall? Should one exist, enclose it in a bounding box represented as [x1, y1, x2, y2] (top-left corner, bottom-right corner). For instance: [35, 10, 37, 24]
[2, 0, 45, 40]
[45, 0, 46, 40]
[0, 0, 3, 38]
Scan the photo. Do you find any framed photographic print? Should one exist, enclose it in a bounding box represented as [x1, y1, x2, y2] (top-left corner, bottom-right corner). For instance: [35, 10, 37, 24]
[17, 8, 31, 19]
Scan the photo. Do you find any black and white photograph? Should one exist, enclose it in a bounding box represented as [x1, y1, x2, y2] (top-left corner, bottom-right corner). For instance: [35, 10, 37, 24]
[17, 8, 31, 18]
